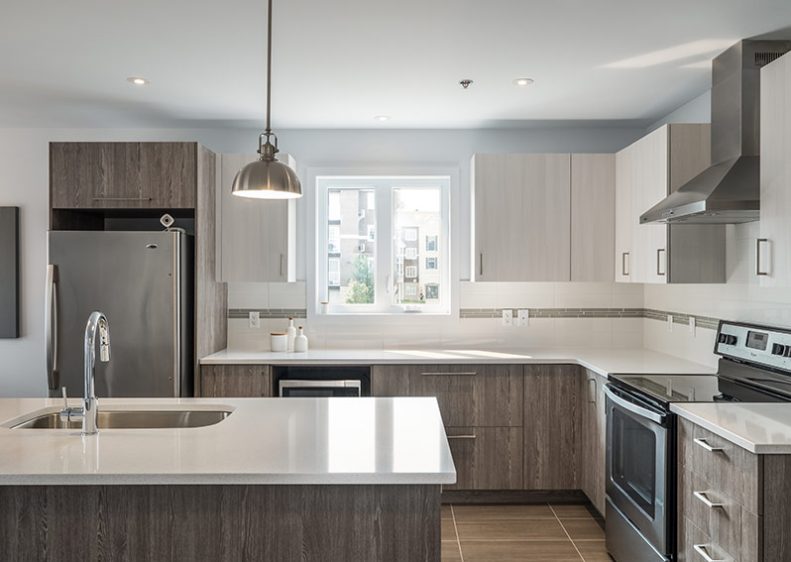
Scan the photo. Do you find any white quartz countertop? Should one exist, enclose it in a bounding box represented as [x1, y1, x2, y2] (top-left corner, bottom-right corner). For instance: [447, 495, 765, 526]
[0, 397, 456, 486]
[201, 347, 715, 378]
[671, 403, 791, 454]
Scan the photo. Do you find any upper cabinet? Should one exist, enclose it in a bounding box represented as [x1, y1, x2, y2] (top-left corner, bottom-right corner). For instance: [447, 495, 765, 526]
[472, 153, 614, 282]
[760, 51, 791, 287]
[50, 142, 198, 209]
[216, 153, 296, 282]
[614, 124, 725, 284]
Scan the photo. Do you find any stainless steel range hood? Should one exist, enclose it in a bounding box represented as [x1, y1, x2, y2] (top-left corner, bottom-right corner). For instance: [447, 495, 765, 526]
[641, 40, 791, 224]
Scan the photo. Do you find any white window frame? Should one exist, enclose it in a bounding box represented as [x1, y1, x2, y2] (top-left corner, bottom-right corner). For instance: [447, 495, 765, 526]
[315, 175, 451, 315]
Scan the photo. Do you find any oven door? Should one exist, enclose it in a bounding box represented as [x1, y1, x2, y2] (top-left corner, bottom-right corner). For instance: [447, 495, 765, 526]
[605, 384, 671, 557]
[279, 380, 362, 397]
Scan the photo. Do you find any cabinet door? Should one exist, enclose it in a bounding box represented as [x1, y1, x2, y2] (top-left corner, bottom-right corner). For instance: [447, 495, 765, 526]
[217, 153, 295, 282]
[444, 427, 524, 490]
[760, 52, 791, 287]
[579, 370, 606, 515]
[614, 149, 633, 282]
[629, 127, 669, 284]
[571, 154, 615, 281]
[523, 365, 580, 490]
[371, 364, 523, 427]
[473, 154, 571, 281]
[50, 142, 196, 209]
[200, 364, 272, 397]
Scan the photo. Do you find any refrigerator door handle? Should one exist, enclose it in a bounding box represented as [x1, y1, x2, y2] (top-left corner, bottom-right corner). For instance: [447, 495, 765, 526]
[45, 264, 59, 390]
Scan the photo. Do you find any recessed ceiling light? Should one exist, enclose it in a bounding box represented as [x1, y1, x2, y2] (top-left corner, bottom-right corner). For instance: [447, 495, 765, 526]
[374, 115, 391, 122]
[513, 78, 535, 87]
[127, 77, 149, 86]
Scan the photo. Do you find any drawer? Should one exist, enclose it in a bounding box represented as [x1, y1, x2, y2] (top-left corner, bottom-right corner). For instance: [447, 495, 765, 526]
[678, 418, 761, 513]
[679, 469, 759, 562]
[372, 365, 523, 427]
[444, 427, 523, 490]
[679, 516, 733, 562]
[200, 365, 272, 397]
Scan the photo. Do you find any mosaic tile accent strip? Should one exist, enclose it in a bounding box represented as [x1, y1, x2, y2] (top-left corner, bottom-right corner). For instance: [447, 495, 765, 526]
[459, 307, 721, 330]
[228, 308, 307, 320]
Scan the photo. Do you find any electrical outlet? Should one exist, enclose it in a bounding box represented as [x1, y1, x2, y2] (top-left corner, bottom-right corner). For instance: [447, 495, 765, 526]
[249, 311, 261, 329]
[501, 309, 513, 327]
[667, 315, 673, 332]
[517, 309, 529, 327]
[689, 316, 696, 336]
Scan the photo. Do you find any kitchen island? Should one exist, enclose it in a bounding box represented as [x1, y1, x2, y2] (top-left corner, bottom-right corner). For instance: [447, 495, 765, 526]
[0, 397, 454, 561]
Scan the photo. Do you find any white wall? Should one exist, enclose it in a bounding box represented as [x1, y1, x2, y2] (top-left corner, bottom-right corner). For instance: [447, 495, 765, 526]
[0, 125, 645, 396]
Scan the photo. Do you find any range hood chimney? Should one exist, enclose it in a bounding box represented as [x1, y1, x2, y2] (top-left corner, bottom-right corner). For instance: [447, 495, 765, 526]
[641, 40, 791, 224]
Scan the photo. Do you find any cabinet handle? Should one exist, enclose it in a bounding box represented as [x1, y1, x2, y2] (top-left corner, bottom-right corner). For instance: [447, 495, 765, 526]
[447, 434, 477, 440]
[621, 252, 630, 277]
[91, 197, 153, 201]
[479, 253, 483, 277]
[588, 378, 597, 404]
[421, 372, 477, 377]
[693, 544, 726, 562]
[756, 238, 769, 276]
[657, 248, 666, 276]
[693, 438, 724, 453]
[693, 491, 724, 509]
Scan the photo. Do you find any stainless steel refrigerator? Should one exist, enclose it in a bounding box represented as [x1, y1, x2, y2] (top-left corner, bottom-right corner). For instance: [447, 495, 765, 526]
[46, 230, 193, 398]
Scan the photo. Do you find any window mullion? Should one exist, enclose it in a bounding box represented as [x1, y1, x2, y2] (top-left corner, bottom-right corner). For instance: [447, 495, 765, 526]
[376, 182, 393, 311]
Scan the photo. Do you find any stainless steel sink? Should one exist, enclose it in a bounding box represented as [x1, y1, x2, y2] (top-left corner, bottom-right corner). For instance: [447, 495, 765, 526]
[11, 409, 231, 429]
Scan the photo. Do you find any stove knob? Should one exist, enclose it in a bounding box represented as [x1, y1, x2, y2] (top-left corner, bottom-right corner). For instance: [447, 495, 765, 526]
[785, 347, 791, 358]
[773, 343, 786, 356]
[726, 335, 738, 345]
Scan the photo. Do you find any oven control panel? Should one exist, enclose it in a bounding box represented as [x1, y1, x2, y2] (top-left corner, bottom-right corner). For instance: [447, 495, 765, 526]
[716, 321, 791, 372]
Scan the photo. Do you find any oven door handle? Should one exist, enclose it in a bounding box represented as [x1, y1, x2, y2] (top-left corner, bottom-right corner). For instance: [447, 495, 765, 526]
[604, 385, 666, 425]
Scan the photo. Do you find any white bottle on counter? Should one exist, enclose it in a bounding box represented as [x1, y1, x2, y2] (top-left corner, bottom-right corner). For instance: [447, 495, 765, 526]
[294, 326, 309, 352]
[286, 318, 296, 352]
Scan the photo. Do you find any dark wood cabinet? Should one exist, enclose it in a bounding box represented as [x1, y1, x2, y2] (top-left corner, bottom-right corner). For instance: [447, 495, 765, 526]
[444, 427, 523, 490]
[50, 142, 197, 209]
[200, 365, 272, 397]
[579, 369, 606, 514]
[523, 365, 581, 490]
[371, 364, 523, 427]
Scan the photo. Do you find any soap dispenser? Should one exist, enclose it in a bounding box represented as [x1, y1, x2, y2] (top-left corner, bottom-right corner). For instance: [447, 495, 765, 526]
[294, 326, 309, 352]
[286, 317, 297, 352]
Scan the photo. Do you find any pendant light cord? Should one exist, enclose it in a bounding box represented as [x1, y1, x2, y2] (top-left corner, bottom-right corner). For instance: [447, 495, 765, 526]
[265, 0, 273, 136]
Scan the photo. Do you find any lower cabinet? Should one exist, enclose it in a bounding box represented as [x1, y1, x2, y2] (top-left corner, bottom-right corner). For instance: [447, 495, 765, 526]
[677, 417, 791, 562]
[580, 369, 607, 514]
[444, 427, 524, 490]
[200, 365, 273, 397]
[523, 365, 582, 490]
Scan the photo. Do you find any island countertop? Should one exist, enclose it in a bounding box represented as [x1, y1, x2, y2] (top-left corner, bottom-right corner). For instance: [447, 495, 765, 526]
[200, 347, 715, 378]
[0, 397, 456, 486]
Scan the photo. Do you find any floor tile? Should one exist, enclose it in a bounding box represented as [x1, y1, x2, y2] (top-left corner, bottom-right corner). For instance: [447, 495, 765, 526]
[442, 505, 453, 520]
[457, 519, 567, 540]
[551, 504, 596, 518]
[442, 540, 463, 562]
[453, 504, 556, 521]
[573, 540, 613, 561]
[561, 518, 606, 541]
[442, 517, 457, 541]
[461, 540, 583, 561]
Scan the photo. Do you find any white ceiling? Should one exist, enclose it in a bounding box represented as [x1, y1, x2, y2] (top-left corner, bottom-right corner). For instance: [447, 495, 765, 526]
[2, 0, 791, 129]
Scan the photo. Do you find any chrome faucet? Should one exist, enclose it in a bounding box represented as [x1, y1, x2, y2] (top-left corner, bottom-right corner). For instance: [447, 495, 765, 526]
[60, 311, 110, 435]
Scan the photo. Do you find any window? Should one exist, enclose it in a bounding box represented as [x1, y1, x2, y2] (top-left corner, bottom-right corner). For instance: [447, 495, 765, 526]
[317, 175, 451, 314]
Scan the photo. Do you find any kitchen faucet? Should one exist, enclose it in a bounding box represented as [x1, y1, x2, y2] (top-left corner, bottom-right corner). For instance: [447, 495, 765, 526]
[60, 311, 110, 435]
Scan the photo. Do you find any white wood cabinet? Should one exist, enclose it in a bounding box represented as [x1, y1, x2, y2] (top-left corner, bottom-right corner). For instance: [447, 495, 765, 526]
[760, 51, 791, 287]
[571, 154, 615, 282]
[216, 153, 296, 282]
[614, 124, 724, 284]
[472, 153, 571, 281]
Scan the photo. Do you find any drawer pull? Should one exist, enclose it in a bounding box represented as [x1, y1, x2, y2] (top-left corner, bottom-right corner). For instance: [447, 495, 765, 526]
[92, 197, 153, 201]
[421, 372, 477, 377]
[693, 491, 724, 509]
[447, 434, 477, 440]
[693, 544, 726, 562]
[694, 438, 724, 453]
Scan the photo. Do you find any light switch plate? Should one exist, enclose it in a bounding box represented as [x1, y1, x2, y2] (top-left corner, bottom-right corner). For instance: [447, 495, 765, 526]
[502, 309, 513, 327]
[667, 315, 673, 332]
[517, 309, 529, 327]
[249, 311, 261, 329]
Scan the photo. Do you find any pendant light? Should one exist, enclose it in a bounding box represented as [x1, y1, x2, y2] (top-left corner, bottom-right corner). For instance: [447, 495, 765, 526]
[232, 0, 302, 199]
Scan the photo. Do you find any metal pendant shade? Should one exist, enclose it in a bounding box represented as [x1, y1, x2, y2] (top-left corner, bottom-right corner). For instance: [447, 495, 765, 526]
[232, 0, 302, 199]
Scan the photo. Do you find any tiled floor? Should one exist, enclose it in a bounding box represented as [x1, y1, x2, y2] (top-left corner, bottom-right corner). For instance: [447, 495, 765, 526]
[441, 503, 612, 562]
